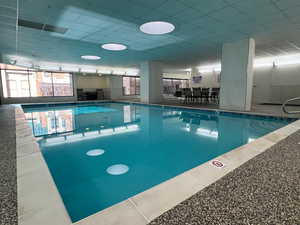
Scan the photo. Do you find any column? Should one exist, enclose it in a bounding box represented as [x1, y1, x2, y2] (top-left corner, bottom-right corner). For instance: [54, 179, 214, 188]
[140, 61, 163, 104]
[220, 38, 255, 111]
[109, 76, 123, 100]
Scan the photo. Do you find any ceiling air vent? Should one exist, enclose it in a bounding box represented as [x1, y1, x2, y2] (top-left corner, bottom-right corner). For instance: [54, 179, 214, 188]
[18, 19, 68, 34]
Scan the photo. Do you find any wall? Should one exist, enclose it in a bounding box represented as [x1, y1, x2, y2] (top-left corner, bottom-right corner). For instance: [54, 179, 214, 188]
[140, 61, 163, 103]
[109, 75, 140, 100]
[219, 38, 254, 111]
[190, 64, 300, 105]
[75, 73, 110, 98]
[253, 64, 300, 104]
[163, 73, 190, 79]
[190, 71, 220, 88]
[109, 76, 123, 100]
[76, 74, 110, 89]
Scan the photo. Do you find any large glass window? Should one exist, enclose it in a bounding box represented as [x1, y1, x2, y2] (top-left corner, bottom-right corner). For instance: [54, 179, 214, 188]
[1, 68, 73, 98]
[3, 70, 30, 97]
[52, 73, 73, 96]
[163, 78, 189, 95]
[29, 72, 53, 97]
[122, 76, 140, 96]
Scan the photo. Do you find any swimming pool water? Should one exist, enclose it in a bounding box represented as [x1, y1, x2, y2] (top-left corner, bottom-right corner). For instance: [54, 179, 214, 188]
[23, 102, 295, 222]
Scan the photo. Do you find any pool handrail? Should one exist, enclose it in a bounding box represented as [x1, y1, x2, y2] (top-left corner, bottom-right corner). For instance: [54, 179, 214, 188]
[282, 97, 300, 114]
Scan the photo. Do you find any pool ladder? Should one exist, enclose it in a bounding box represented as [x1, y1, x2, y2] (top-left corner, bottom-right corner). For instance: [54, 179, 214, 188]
[282, 97, 300, 114]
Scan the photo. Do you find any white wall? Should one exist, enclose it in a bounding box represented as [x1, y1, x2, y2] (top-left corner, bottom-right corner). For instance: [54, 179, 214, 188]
[190, 64, 300, 105]
[253, 64, 300, 104]
[163, 73, 190, 79]
[109, 76, 123, 100]
[75, 73, 110, 99]
[219, 38, 255, 111]
[190, 71, 220, 88]
[76, 74, 110, 89]
[109, 75, 140, 100]
[140, 61, 163, 103]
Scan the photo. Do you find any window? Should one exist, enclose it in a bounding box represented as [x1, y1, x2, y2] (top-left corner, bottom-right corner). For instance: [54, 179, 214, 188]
[21, 80, 30, 97]
[122, 76, 140, 96]
[163, 78, 189, 95]
[3, 70, 30, 97]
[29, 72, 53, 97]
[8, 80, 18, 97]
[1, 68, 74, 98]
[52, 73, 73, 96]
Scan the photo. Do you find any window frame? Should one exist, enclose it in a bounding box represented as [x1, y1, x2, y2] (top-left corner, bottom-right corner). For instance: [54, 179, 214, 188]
[0, 68, 75, 98]
[122, 76, 140, 96]
[163, 78, 189, 95]
[51, 72, 74, 97]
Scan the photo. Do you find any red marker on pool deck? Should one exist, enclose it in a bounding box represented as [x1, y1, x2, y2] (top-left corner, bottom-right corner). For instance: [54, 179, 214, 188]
[211, 160, 225, 168]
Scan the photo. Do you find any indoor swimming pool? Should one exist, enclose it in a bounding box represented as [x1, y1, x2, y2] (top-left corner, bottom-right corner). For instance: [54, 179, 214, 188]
[22, 102, 295, 222]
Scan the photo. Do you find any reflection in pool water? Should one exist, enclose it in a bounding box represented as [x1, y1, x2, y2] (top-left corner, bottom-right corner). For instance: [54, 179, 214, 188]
[86, 149, 105, 156]
[25, 109, 74, 136]
[24, 104, 140, 137]
[106, 164, 130, 175]
[22, 102, 295, 222]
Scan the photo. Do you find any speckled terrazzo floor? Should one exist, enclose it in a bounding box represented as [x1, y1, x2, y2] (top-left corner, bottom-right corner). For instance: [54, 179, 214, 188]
[149, 130, 300, 225]
[0, 106, 17, 225]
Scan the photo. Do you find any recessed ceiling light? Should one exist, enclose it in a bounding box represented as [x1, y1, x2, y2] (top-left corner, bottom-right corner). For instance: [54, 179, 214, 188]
[81, 55, 101, 60]
[140, 21, 175, 35]
[102, 43, 127, 51]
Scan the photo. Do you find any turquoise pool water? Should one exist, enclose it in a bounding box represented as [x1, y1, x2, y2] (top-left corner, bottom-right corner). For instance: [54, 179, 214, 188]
[23, 102, 294, 222]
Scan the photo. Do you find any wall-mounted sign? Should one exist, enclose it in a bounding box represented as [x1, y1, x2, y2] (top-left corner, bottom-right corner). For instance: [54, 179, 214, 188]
[192, 75, 202, 83]
[211, 160, 225, 168]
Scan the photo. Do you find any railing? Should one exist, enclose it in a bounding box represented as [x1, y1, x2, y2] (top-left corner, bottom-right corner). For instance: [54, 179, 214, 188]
[282, 97, 300, 114]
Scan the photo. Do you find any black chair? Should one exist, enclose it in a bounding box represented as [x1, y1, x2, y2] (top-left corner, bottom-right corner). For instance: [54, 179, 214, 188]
[173, 90, 183, 102]
[210, 88, 220, 103]
[96, 89, 104, 100]
[174, 90, 182, 97]
[182, 88, 193, 103]
[192, 88, 202, 103]
[201, 88, 210, 103]
[77, 89, 86, 101]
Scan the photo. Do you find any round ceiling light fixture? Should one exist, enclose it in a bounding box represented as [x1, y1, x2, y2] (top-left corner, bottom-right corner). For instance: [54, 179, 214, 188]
[102, 43, 127, 51]
[81, 55, 101, 60]
[140, 21, 175, 35]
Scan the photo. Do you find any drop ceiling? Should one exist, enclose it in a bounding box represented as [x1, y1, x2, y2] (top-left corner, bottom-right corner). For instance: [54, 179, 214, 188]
[1, 0, 300, 69]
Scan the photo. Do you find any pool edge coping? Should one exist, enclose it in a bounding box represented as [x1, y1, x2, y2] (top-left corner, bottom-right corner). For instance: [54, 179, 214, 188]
[15, 103, 300, 225]
[16, 106, 72, 225]
[20, 99, 297, 119]
[114, 100, 297, 119]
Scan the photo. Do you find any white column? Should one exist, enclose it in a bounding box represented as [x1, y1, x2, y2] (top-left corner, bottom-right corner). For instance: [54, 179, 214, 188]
[140, 61, 163, 104]
[109, 76, 123, 100]
[220, 38, 255, 111]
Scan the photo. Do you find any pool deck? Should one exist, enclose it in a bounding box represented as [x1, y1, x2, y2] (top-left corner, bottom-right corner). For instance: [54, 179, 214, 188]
[0, 105, 17, 225]
[0, 102, 299, 225]
[149, 129, 300, 225]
